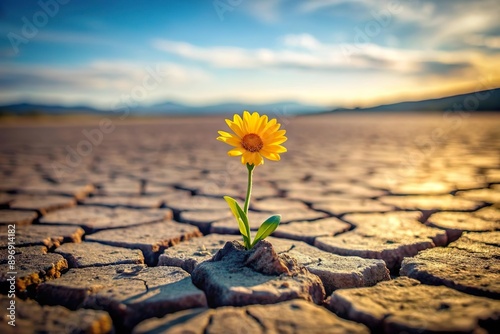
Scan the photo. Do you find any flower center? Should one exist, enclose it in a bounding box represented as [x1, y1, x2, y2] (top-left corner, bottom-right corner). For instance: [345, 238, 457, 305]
[241, 133, 264, 152]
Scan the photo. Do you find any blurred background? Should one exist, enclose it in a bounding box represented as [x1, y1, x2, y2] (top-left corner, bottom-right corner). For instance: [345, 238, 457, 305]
[0, 0, 499, 116]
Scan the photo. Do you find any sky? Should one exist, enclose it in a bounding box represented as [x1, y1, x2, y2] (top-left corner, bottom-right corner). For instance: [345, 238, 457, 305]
[0, 0, 499, 110]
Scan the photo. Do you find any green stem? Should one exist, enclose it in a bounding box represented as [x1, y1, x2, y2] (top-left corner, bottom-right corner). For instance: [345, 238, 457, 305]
[243, 163, 255, 215]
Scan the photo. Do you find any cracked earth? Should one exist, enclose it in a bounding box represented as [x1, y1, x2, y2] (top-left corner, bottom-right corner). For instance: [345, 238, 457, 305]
[0, 113, 499, 333]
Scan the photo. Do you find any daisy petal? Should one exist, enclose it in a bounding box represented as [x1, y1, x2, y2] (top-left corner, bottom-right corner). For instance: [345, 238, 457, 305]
[226, 120, 245, 138]
[218, 136, 241, 147]
[233, 114, 244, 127]
[262, 123, 281, 138]
[218, 131, 233, 137]
[266, 145, 287, 153]
[260, 149, 281, 161]
[249, 112, 259, 133]
[250, 152, 264, 166]
[228, 147, 244, 156]
[256, 114, 268, 134]
[262, 118, 277, 133]
[267, 136, 287, 145]
[242, 151, 253, 164]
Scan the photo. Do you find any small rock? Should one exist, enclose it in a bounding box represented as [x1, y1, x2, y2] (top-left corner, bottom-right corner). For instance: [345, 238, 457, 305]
[0, 295, 113, 334]
[0, 246, 68, 296]
[37, 264, 207, 331]
[86, 221, 202, 265]
[0, 224, 84, 249]
[330, 277, 500, 333]
[0, 209, 38, 226]
[55, 242, 144, 268]
[133, 299, 369, 334]
[191, 240, 325, 307]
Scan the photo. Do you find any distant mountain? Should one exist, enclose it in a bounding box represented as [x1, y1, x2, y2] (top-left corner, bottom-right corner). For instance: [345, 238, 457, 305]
[0, 103, 103, 115]
[1, 88, 498, 116]
[332, 88, 500, 112]
[140, 101, 327, 115]
[0, 101, 327, 116]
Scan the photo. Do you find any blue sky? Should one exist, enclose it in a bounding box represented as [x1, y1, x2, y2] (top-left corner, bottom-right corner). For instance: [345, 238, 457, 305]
[1, 0, 499, 109]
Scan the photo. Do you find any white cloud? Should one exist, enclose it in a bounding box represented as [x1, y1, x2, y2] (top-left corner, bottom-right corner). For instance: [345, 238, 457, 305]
[465, 35, 500, 49]
[153, 36, 489, 77]
[296, 0, 500, 50]
[298, 0, 372, 13]
[241, 0, 284, 23]
[282, 33, 321, 50]
[0, 61, 210, 107]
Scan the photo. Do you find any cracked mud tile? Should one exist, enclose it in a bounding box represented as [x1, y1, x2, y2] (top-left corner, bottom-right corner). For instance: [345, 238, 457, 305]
[271, 217, 351, 244]
[191, 240, 325, 307]
[0, 209, 38, 226]
[0, 224, 84, 249]
[80, 195, 164, 209]
[7, 194, 77, 216]
[330, 277, 500, 334]
[55, 242, 145, 268]
[400, 231, 500, 298]
[314, 212, 447, 270]
[158, 234, 236, 273]
[86, 221, 202, 265]
[312, 198, 393, 216]
[0, 295, 113, 334]
[0, 246, 68, 297]
[378, 194, 483, 212]
[37, 264, 207, 331]
[40, 206, 172, 233]
[178, 210, 232, 234]
[210, 209, 327, 235]
[133, 299, 369, 334]
[426, 211, 500, 242]
[11, 182, 95, 200]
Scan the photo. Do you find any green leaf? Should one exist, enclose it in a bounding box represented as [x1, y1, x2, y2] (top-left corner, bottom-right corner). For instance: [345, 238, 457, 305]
[235, 204, 251, 241]
[251, 215, 281, 247]
[224, 196, 251, 248]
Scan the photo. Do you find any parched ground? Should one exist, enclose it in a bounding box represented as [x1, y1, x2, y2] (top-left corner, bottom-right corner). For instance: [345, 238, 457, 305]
[0, 113, 499, 333]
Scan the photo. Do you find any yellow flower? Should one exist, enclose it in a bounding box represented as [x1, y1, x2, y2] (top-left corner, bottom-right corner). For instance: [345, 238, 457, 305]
[217, 111, 287, 166]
